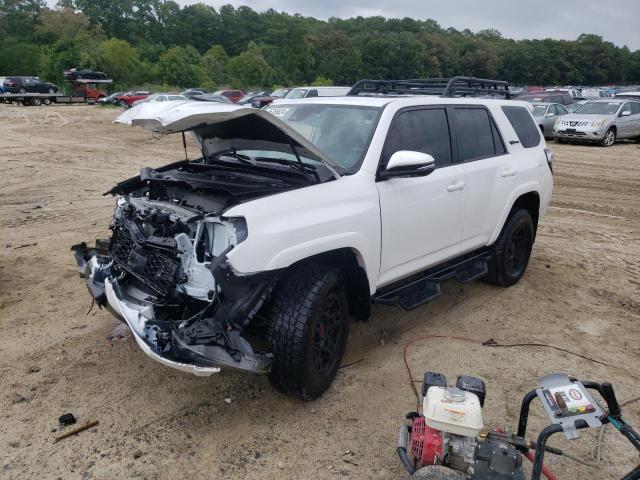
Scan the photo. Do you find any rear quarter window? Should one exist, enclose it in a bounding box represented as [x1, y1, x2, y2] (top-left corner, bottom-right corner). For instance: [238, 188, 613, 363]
[501, 106, 542, 148]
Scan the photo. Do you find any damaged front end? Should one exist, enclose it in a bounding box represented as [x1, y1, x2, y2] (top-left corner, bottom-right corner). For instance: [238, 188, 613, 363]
[72, 194, 277, 376]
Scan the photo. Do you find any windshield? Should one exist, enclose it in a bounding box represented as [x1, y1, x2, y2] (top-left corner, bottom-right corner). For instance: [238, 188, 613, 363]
[531, 105, 547, 116]
[285, 89, 308, 99]
[265, 103, 380, 173]
[573, 102, 621, 115]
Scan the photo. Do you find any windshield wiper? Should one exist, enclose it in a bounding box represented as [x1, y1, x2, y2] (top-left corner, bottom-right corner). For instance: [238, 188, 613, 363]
[212, 149, 256, 165]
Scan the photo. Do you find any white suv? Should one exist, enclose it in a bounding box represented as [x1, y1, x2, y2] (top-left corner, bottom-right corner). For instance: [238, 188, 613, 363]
[73, 78, 553, 399]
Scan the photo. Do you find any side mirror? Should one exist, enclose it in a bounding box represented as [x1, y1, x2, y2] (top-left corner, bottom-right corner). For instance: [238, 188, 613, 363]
[620, 110, 631, 117]
[380, 151, 436, 179]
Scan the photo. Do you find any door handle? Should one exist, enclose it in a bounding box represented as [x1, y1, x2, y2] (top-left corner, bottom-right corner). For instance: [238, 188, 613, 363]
[501, 167, 518, 177]
[447, 181, 465, 192]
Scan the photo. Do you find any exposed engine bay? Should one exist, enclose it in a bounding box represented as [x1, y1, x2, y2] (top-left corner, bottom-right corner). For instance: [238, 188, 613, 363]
[72, 156, 320, 375]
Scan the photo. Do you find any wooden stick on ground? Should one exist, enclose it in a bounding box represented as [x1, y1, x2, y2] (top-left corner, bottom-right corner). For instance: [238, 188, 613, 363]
[53, 420, 99, 443]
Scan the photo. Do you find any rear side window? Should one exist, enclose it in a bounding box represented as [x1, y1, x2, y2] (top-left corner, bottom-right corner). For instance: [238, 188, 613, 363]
[502, 106, 542, 148]
[382, 108, 451, 168]
[452, 108, 500, 162]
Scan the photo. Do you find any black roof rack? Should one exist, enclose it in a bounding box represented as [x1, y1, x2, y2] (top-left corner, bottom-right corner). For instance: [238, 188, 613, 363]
[347, 77, 511, 99]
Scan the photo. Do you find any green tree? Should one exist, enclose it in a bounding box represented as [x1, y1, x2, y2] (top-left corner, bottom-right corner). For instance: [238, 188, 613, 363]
[227, 42, 273, 89]
[201, 44, 230, 86]
[100, 38, 147, 85]
[158, 45, 204, 88]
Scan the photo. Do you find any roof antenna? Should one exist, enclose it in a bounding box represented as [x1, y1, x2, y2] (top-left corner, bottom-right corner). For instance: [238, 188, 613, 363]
[181, 131, 188, 161]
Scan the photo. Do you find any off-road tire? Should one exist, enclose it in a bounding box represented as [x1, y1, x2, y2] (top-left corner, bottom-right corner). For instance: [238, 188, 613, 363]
[484, 209, 534, 287]
[266, 262, 350, 400]
[412, 466, 466, 480]
[600, 128, 616, 147]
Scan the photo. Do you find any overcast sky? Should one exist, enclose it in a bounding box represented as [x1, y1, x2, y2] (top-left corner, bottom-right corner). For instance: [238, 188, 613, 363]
[48, 0, 640, 50]
[189, 0, 640, 50]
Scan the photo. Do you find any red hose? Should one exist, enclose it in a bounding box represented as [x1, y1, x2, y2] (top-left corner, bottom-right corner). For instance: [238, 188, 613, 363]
[524, 450, 559, 480]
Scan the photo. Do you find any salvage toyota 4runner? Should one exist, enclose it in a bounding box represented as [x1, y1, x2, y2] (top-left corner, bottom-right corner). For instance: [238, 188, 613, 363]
[73, 78, 553, 399]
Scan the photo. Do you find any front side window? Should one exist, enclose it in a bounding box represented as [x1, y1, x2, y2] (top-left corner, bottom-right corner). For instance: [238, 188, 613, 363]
[452, 108, 499, 161]
[382, 108, 452, 168]
[630, 102, 640, 115]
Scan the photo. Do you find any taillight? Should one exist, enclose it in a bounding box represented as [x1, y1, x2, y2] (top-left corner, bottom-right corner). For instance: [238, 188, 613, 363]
[544, 148, 554, 173]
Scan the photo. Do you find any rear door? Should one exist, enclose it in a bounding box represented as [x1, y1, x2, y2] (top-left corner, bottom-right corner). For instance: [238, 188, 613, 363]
[451, 106, 514, 252]
[377, 106, 466, 285]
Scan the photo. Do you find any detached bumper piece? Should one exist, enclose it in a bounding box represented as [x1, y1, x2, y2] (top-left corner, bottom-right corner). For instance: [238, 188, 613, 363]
[71, 241, 274, 376]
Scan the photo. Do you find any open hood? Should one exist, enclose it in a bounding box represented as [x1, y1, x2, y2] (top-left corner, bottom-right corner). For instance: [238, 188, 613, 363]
[115, 102, 342, 177]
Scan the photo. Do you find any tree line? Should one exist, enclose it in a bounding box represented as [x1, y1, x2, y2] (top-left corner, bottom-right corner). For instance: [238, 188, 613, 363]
[1, 0, 639, 91]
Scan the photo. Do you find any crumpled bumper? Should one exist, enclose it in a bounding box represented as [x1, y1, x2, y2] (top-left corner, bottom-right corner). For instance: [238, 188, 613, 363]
[72, 242, 273, 376]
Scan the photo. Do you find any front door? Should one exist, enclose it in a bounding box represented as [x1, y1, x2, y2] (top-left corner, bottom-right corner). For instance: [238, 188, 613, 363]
[377, 107, 466, 286]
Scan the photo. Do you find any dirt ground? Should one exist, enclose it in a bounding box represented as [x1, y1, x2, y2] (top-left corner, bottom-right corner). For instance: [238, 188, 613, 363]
[0, 104, 638, 480]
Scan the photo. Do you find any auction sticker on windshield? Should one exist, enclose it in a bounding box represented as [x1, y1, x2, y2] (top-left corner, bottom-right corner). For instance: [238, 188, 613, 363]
[266, 107, 289, 117]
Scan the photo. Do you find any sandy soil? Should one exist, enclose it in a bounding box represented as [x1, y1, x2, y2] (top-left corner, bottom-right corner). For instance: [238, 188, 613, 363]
[0, 104, 639, 480]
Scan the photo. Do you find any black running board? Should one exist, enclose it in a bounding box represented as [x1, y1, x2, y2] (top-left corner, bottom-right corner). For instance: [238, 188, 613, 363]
[374, 250, 492, 311]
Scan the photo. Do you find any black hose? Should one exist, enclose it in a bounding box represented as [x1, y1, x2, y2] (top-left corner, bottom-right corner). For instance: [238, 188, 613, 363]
[397, 424, 416, 475]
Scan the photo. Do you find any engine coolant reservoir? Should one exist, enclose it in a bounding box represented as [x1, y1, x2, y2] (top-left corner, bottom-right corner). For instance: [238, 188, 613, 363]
[423, 386, 483, 437]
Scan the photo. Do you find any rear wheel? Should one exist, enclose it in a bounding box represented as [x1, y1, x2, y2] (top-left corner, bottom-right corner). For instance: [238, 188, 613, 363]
[485, 209, 534, 287]
[600, 128, 616, 147]
[30, 97, 42, 106]
[18, 87, 26, 94]
[266, 262, 350, 400]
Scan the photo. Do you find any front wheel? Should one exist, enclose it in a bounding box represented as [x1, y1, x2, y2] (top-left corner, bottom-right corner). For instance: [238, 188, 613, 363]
[600, 128, 616, 147]
[485, 209, 534, 287]
[47, 88, 55, 94]
[266, 263, 350, 400]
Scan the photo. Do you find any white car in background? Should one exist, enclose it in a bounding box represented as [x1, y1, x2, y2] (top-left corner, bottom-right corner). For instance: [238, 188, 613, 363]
[132, 93, 188, 106]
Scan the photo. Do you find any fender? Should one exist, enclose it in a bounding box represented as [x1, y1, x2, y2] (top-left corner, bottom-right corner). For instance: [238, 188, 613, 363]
[488, 181, 543, 245]
[223, 172, 382, 294]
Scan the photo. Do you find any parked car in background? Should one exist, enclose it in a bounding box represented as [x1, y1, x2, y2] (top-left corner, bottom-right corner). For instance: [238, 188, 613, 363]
[545, 88, 583, 99]
[281, 86, 351, 100]
[530, 102, 569, 138]
[190, 94, 233, 104]
[181, 88, 209, 99]
[115, 91, 153, 108]
[0, 77, 7, 93]
[3, 76, 59, 94]
[237, 91, 270, 105]
[517, 92, 574, 106]
[212, 89, 246, 103]
[97, 92, 123, 105]
[553, 99, 640, 146]
[615, 91, 640, 100]
[132, 93, 188, 106]
[64, 68, 108, 80]
[251, 88, 290, 108]
[581, 88, 606, 99]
